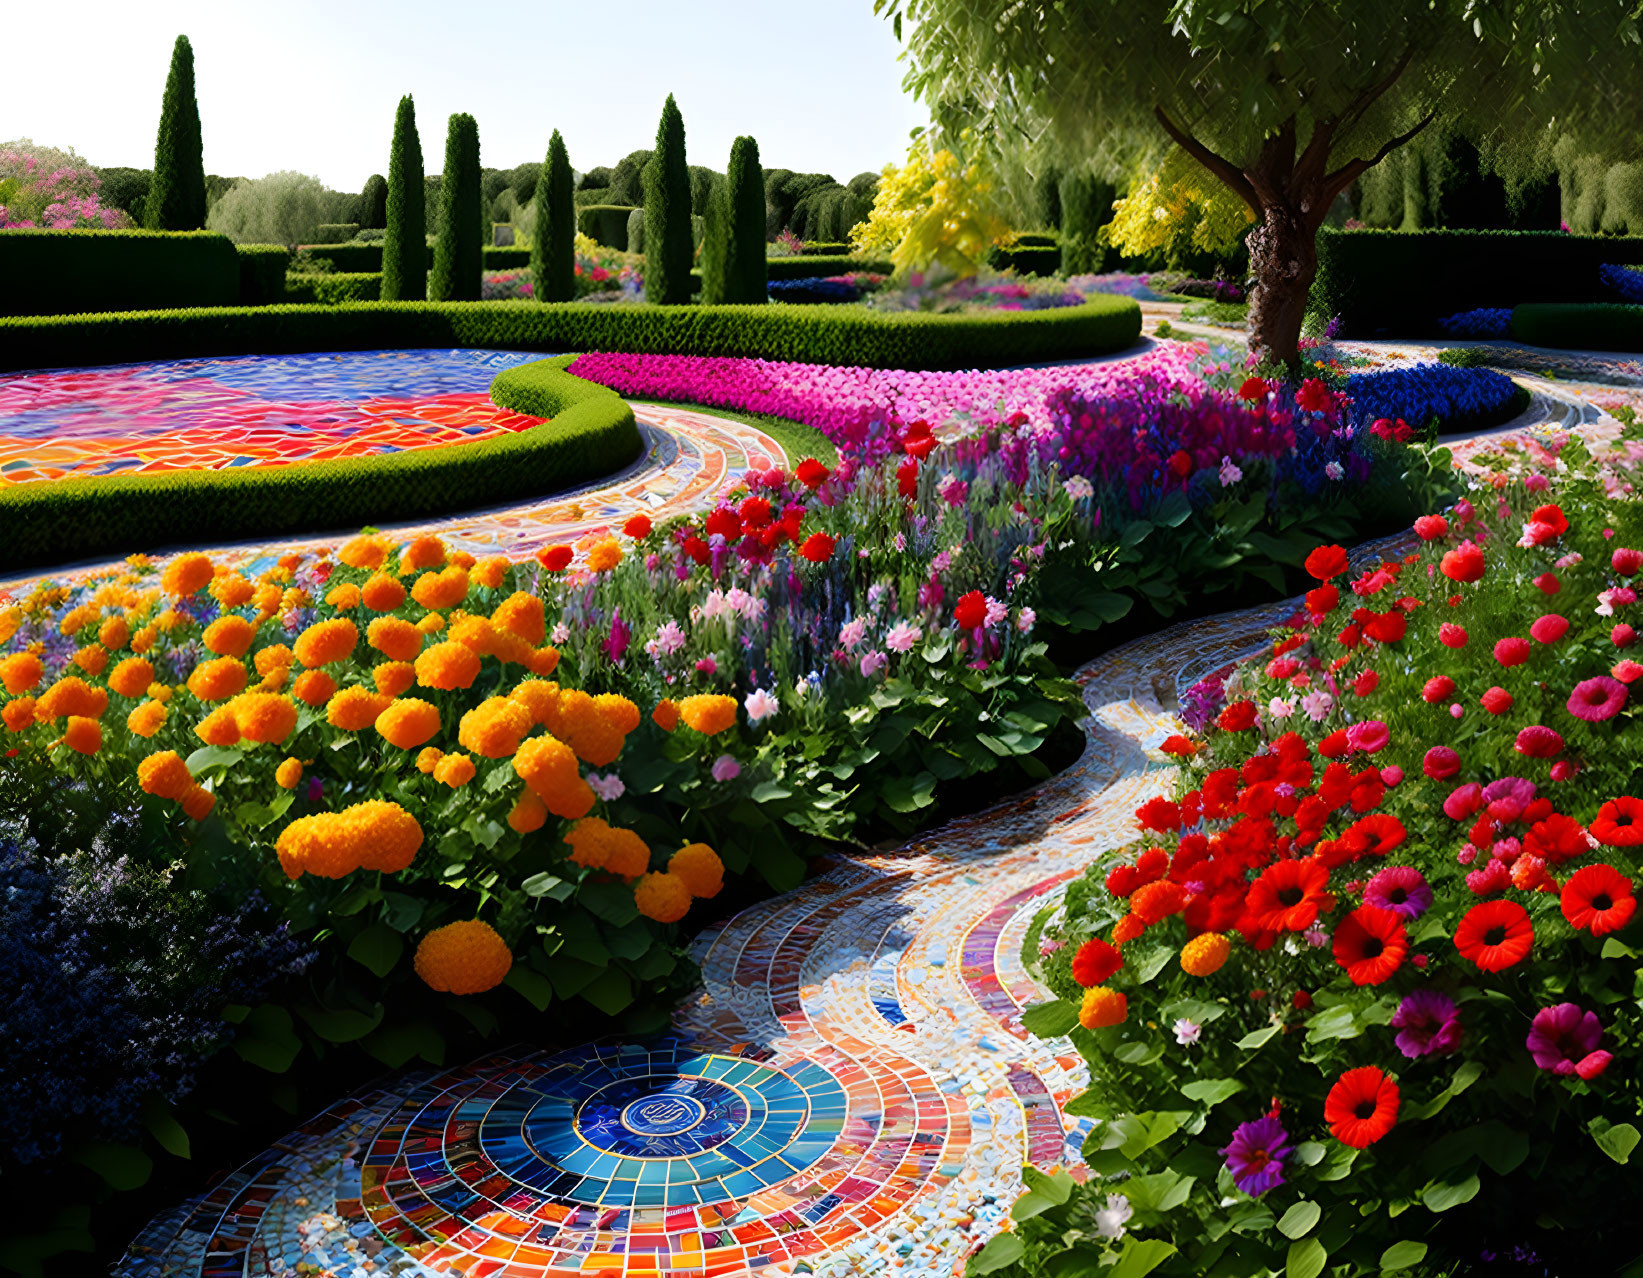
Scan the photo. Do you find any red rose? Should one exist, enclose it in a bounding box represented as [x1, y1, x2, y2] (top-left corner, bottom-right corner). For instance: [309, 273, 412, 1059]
[1168, 449, 1193, 478]
[1217, 700, 1259, 732]
[797, 533, 836, 563]
[1296, 379, 1334, 413]
[1238, 377, 1268, 403]
[1306, 584, 1339, 614]
[1529, 503, 1569, 537]
[796, 457, 831, 489]
[1413, 515, 1449, 541]
[1363, 612, 1406, 644]
[1440, 541, 1486, 583]
[704, 506, 742, 540]
[953, 590, 988, 630]
[738, 495, 773, 528]
[1439, 623, 1468, 649]
[1423, 676, 1455, 703]
[1613, 547, 1643, 577]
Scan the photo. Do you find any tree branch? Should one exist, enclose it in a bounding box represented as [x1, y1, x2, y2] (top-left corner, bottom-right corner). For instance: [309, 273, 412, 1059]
[1317, 111, 1438, 222]
[1333, 47, 1416, 143]
[1153, 105, 1262, 217]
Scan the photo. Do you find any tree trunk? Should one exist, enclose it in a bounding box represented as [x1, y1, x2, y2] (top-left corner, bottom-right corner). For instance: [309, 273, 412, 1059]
[1245, 201, 1317, 369]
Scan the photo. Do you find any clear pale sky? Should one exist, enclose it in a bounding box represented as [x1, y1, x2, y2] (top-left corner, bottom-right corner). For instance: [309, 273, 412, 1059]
[5, 0, 929, 191]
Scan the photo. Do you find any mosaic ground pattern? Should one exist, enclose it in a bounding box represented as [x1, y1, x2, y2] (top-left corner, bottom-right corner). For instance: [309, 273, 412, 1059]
[0, 350, 546, 484]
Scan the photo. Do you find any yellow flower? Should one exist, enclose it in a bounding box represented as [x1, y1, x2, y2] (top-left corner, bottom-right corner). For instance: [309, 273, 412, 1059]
[0, 651, 44, 694]
[412, 919, 512, 994]
[2, 697, 35, 732]
[361, 573, 407, 612]
[1079, 986, 1127, 1029]
[458, 697, 532, 758]
[195, 705, 241, 746]
[373, 661, 417, 698]
[325, 582, 362, 610]
[399, 534, 446, 573]
[375, 698, 442, 749]
[97, 615, 130, 651]
[1180, 932, 1231, 977]
[293, 618, 358, 668]
[367, 615, 423, 662]
[254, 644, 294, 676]
[491, 591, 545, 646]
[181, 785, 216, 822]
[513, 734, 593, 819]
[210, 573, 256, 608]
[126, 700, 167, 737]
[292, 669, 337, 707]
[337, 534, 389, 570]
[72, 644, 109, 677]
[35, 676, 108, 722]
[411, 565, 470, 611]
[275, 757, 303, 789]
[472, 555, 510, 590]
[507, 789, 548, 833]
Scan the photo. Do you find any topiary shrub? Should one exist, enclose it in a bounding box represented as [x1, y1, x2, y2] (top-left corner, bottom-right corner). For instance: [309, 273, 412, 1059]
[145, 35, 207, 230]
[533, 130, 575, 303]
[430, 113, 483, 302]
[382, 96, 427, 302]
[0, 230, 239, 317]
[625, 207, 645, 256]
[359, 173, 388, 230]
[578, 205, 634, 250]
[235, 243, 290, 305]
[643, 96, 694, 305]
[700, 136, 766, 304]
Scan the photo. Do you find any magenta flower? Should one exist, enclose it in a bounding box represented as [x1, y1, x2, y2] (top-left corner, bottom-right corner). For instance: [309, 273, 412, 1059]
[1568, 676, 1627, 723]
[1364, 865, 1432, 920]
[602, 610, 631, 664]
[710, 754, 741, 783]
[1220, 1115, 1290, 1197]
[1391, 989, 1462, 1058]
[1514, 724, 1564, 758]
[1526, 1003, 1612, 1079]
[1346, 719, 1390, 753]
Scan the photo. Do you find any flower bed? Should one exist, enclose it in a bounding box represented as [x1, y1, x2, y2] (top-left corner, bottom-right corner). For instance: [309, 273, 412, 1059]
[992, 436, 1643, 1276]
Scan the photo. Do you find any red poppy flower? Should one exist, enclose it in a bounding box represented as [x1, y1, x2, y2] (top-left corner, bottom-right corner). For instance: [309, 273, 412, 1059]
[623, 513, 653, 540]
[1612, 546, 1643, 576]
[1560, 864, 1637, 936]
[1530, 503, 1569, 537]
[897, 456, 920, 498]
[1325, 1066, 1400, 1148]
[1534, 573, 1561, 595]
[1530, 614, 1569, 644]
[1318, 729, 1351, 758]
[1159, 734, 1201, 757]
[1305, 545, 1350, 581]
[1524, 812, 1590, 864]
[1453, 898, 1534, 972]
[1245, 858, 1332, 933]
[1332, 905, 1409, 985]
[953, 590, 987, 630]
[1480, 686, 1514, 715]
[797, 533, 836, 563]
[796, 457, 831, 489]
[1072, 937, 1124, 987]
[1494, 637, 1532, 667]
[1135, 796, 1183, 833]
[1353, 669, 1379, 697]
[1413, 515, 1448, 540]
[1590, 797, 1643, 847]
[1363, 612, 1406, 644]
[1616, 624, 1638, 648]
[1218, 700, 1259, 732]
[1239, 376, 1268, 402]
[1514, 725, 1564, 758]
[1440, 542, 1486, 584]
[1422, 676, 1455, 703]
[738, 495, 773, 528]
[1423, 746, 1461, 779]
[1439, 623, 1469, 649]
[704, 506, 742, 540]
[1306, 584, 1339, 614]
[536, 544, 574, 572]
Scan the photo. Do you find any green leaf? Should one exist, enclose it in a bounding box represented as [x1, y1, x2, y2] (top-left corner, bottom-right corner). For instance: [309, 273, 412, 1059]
[1115, 1110, 1185, 1160]
[1286, 1237, 1328, 1278]
[71, 1142, 152, 1191]
[750, 780, 793, 802]
[969, 1233, 1025, 1274]
[1153, 490, 1193, 528]
[1021, 1165, 1074, 1205]
[295, 1001, 384, 1044]
[580, 879, 640, 925]
[142, 1100, 190, 1160]
[1181, 1077, 1243, 1105]
[522, 871, 574, 900]
[1277, 1200, 1321, 1240]
[184, 745, 243, 774]
[1379, 1240, 1429, 1271]
[361, 1021, 445, 1068]
[1235, 1024, 1280, 1050]
[1592, 1118, 1641, 1164]
[1293, 1140, 1326, 1167]
[233, 1003, 302, 1073]
[1021, 999, 1080, 1037]
[580, 966, 634, 1015]
[1111, 1238, 1177, 1278]
[346, 923, 404, 978]
[1422, 1172, 1480, 1212]
[1601, 937, 1640, 959]
[505, 966, 555, 1011]
[756, 845, 806, 892]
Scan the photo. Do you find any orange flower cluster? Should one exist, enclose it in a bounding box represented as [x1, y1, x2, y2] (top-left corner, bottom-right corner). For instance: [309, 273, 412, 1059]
[275, 800, 423, 879]
[413, 919, 513, 994]
[677, 694, 737, 735]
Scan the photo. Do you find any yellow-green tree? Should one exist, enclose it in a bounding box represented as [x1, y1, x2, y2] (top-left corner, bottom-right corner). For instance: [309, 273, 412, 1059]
[851, 136, 1007, 278]
[1104, 150, 1255, 265]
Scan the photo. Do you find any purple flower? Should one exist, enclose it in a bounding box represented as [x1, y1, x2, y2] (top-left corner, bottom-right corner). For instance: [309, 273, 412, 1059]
[1220, 1115, 1290, 1197]
[1363, 865, 1432, 920]
[1391, 989, 1462, 1058]
[1526, 1003, 1612, 1079]
[601, 609, 631, 664]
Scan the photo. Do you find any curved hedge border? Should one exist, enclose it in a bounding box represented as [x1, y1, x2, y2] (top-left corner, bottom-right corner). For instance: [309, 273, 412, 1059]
[1511, 302, 1643, 352]
[0, 355, 639, 573]
[0, 295, 1141, 374]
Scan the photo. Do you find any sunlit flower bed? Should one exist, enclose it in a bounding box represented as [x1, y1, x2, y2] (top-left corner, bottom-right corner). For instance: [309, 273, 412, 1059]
[998, 434, 1643, 1275]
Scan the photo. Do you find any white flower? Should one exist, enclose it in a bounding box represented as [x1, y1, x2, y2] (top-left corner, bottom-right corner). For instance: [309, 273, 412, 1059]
[1094, 1194, 1134, 1240]
[1173, 1018, 1202, 1046]
[744, 687, 780, 723]
[587, 772, 625, 801]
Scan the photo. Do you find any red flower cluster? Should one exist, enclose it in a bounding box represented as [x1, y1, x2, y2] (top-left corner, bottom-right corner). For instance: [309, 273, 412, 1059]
[671, 460, 840, 568]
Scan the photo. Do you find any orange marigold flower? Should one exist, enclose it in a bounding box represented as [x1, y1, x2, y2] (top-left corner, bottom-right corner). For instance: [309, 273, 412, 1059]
[416, 745, 444, 773]
[678, 694, 737, 735]
[187, 656, 248, 702]
[72, 644, 109, 677]
[63, 715, 102, 754]
[195, 705, 241, 746]
[450, 550, 476, 571]
[254, 644, 294, 676]
[1181, 932, 1231, 977]
[413, 919, 512, 994]
[126, 700, 165, 736]
[275, 757, 303, 789]
[602, 827, 651, 881]
[508, 789, 548, 833]
[552, 689, 627, 766]
[97, 615, 131, 651]
[338, 534, 390, 570]
[411, 565, 470, 611]
[108, 656, 155, 698]
[1112, 914, 1146, 945]
[3, 697, 37, 732]
[669, 843, 723, 898]
[510, 679, 560, 726]
[472, 555, 510, 590]
[417, 612, 445, 634]
[181, 785, 216, 822]
[161, 552, 215, 597]
[585, 537, 623, 573]
[527, 645, 561, 677]
[131, 624, 158, 654]
[399, 534, 447, 573]
[137, 750, 194, 800]
[210, 573, 256, 608]
[367, 615, 423, 662]
[327, 686, 392, 732]
[276, 799, 422, 879]
[514, 734, 594, 819]
[634, 871, 691, 922]
[1131, 879, 1187, 926]
[459, 696, 532, 758]
[292, 669, 337, 706]
[35, 676, 109, 722]
[294, 618, 358, 668]
[372, 660, 416, 698]
[0, 651, 43, 694]
[491, 591, 545, 646]
[231, 692, 298, 744]
[415, 641, 481, 691]
[147, 680, 172, 701]
[433, 752, 477, 787]
[1079, 986, 1128, 1029]
[203, 615, 257, 657]
[361, 573, 407, 611]
[651, 699, 680, 731]
[252, 584, 283, 619]
[595, 693, 641, 735]
[564, 816, 614, 868]
[325, 582, 362, 610]
[376, 698, 441, 749]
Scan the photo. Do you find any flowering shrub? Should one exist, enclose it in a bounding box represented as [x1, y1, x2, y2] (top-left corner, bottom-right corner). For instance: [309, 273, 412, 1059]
[1437, 308, 1514, 339]
[1341, 363, 1525, 438]
[1601, 263, 1643, 305]
[482, 268, 534, 301]
[993, 439, 1643, 1275]
[851, 134, 1008, 278]
[0, 141, 131, 229]
[866, 269, 1087, 313]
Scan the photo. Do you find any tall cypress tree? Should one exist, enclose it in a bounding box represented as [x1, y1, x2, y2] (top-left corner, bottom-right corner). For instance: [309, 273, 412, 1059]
[700, 175, 732, 304]
[642, 96, 693, 305]
[431, 113, 482, 302]
[532, 130, 575, 302]
[360, 174, 388, 230]
[382, 96, 426, 301]
[145, 35, 207, 230]
[727, 136, 766, 303]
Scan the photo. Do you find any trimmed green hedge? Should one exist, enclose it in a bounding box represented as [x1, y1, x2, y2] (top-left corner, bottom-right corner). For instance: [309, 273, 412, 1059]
[578, 205, 636, 249]
[0, 229, 239, 317]
[1510, 302, 1643, 351]
[291, 243, 532, 274]
[765, 255, 891, 281]
[235, 244, 290, 305]
[990, 244, 1062, 276]
[0, 295, 1141, 375]
[0, 354, 639, 573]
[1313, 229, 1643, 336]
[283, 272, 383, 304]
[485, 246, 530, 270]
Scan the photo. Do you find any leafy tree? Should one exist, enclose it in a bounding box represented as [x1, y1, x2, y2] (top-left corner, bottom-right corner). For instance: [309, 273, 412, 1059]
[702, 136, 766, 304]
[579, 165, 614, 192]
[852, 137, 1005, 278]
[145, 35, 206, 230]
[382, 96, 426, 301]
[884, 0, 1643, 363]
[431, 113, 482, 302]
[359, 173, 388, 230]
[205, 171, 329, 247]
[533, 130, 575, 302]
[509, 162, 541, 206]
[643, 96, 693, 305]
[97, 167, 152, 224]
[609, 150, 653, 206]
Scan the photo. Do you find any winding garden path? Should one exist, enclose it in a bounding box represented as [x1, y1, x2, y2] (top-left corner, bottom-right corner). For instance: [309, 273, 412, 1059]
[11, 337, 1635, 1276]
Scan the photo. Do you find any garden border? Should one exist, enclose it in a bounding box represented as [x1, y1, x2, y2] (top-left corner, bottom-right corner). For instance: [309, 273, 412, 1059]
[1510, 302, 1643, 352]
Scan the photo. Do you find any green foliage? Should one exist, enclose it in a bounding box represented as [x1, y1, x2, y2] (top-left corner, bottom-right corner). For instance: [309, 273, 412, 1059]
[989, 243, 1061, 276]
[205, 172, 334, 248]
[763, 254, 892, 281]
[282, 272, 382, 304]
[1313, 229, 1643, 336]
[358, 174, 388, 230]
[0, 230, 238, 318]
[688, 165, 719, 216]
[608, 150, 653, 206]
[145, 35, 206, 230]
[311, 223, 358, 244]
[383, 96, 427, 302]
[643, 96, 694, 305]
[97, 166, 152, 223]
[1436, 346, 1492, 368]
[235, 244, 290, 305]
[578, 204, 635, 250]
[0, 354, 637, 571]
[430, 113, 483, 302]
[1035, 165, 1063, 229]
[1511, 302, 1643, 351]
[702, 137, 766, 305]
[579, 165, 613, 192]
[625, 208, 645, 256]
[533, 131, 576, 303]
[1058, 171, 1116, 274]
